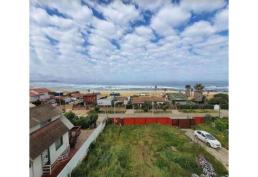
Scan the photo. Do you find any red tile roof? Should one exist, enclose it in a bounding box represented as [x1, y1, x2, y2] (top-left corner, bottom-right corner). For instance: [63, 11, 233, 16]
[30, 88, 50, 94]
[30, 90, 39, 97]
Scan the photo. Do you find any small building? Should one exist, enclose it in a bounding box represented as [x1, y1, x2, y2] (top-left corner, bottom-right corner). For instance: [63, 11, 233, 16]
[114, 96, 129, 106]
[70, 92, 83, 99]
[131, 96, 166, 107]
[167, 93, 188, 105]
[30, 104, 74, 177]
[30, 88, 51, 102]
[109, 92, 120, 97]
[83, 93, 99, 105]
[97, 97, 114, 106]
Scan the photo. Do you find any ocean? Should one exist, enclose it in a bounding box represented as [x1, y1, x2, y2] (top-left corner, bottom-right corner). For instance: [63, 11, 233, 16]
[30, 81, 228, 92]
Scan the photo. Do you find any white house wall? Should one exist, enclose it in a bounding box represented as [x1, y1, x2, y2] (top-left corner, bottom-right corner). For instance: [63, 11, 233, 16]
[39, 93, 50, 101]
[30, 96, 39, 102]
[49, 132, 69, 165]
[97, 99, 112, 106]
[31, 155, 42, 177]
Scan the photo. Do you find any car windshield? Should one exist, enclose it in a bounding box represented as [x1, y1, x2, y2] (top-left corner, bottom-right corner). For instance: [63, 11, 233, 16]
[205, 134, 216, 140]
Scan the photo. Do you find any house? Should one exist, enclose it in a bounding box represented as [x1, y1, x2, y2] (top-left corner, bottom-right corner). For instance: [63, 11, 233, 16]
[70, 92, 83, 99]
[109, 92, 120, 97]
[131, 96, 167, 107]
[83, 93, 99, 105]
[97, 96, 114, 106]
[114, 96, 129, 106]
[30, 104, 74, 177]
[30, 90, 40, 102]
[30, 88, 51, 102]
[167, 93, 188, 105]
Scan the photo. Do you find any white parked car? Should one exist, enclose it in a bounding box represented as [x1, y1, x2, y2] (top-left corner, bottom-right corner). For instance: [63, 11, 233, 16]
[194, 130, 221, 149]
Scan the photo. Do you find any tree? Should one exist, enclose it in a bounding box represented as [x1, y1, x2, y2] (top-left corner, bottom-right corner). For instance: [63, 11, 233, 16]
[208, 93, 228, 109]
[193, 83, 205, 102]
[64, 111, 77, 122]
[194, 83, 204, 91]
[161, 102, 169, 111]
[142, 102, 151, 112]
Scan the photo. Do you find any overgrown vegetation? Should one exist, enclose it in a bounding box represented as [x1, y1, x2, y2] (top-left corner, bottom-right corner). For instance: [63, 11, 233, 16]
[72, 124, 228, 177]
[194, 118, 229, 149]
[64, 110, 98, 129]
[208, 93, 229, 109]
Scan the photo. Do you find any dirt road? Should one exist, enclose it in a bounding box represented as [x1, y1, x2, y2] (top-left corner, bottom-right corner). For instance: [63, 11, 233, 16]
[183, 129, 229, 170]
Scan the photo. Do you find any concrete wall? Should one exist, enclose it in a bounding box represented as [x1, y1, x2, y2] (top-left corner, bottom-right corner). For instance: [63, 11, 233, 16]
[31, 155, 42, 177]
[57, 122, 106, 177]
[49, 132, 69, 165]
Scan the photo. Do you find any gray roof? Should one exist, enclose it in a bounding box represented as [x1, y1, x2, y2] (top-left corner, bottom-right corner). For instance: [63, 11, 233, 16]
[30, 119, 69, 159]
[30, 104, 62, 128]
[167, 93, 187, 101]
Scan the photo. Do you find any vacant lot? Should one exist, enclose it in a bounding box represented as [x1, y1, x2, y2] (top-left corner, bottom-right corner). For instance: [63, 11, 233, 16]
[72, 124, 228, 177]
[194, 118, 229, 149]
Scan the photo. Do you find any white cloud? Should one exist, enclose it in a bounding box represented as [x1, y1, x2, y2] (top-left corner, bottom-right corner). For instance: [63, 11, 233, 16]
[133, 0, 170, 12]
[98, 1, 141, 27]
[213, 8, 228, 32]
[182, 20, 216, 37]
[134, 26, 154, 40]
[181, 0, 226, 13]
[151, 4, 191, 36]
[30, 0, 228, 82]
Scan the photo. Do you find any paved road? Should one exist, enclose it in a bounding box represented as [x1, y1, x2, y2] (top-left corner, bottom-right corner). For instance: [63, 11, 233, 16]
[183, 129, 229, 170]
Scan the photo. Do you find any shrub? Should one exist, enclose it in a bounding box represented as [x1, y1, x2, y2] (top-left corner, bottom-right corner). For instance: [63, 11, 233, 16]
[142, 102, 151, 112]
[177, 104, 213, 109]
[208, 93, 228, 109]
[94, 106, 100, 113]
[64, 111, 98, 129]
[215, 119, 228, 131]
[161, 102, 169, 111]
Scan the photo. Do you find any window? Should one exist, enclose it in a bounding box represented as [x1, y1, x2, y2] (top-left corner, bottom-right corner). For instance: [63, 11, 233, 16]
[55, 136, 63, 150]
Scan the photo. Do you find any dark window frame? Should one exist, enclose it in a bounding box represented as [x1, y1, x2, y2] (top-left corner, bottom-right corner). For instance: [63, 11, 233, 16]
[55, 136, 63, 150]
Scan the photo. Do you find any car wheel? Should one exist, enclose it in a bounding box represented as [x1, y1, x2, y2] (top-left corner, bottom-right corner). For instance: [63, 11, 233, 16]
[206, 142, 211, 147]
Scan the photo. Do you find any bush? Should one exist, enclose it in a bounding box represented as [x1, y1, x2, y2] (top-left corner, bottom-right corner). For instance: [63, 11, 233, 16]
[161, 102, 169, 111]
[64, 111, 98, 129]
[208, 93, 228, 109]
[177, 104, 213, 109]
[215, 119, 228, 131]
[94, 106, 100, 113]
[142, 102, 152, 112]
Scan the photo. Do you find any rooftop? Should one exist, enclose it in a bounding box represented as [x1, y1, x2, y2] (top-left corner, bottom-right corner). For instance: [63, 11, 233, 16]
[30, 119, 69, 159]
[167, 93, 187, 101]
[30, 104, 62, 128]
[131, 96, 166, 104]
[30, 88, 50, 94]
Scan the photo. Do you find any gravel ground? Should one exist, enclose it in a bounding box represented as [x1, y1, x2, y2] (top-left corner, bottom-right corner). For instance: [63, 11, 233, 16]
[183, 129, 229, 170]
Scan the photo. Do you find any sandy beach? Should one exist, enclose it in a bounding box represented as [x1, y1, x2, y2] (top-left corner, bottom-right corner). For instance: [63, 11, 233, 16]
[44, 86, 225, 99]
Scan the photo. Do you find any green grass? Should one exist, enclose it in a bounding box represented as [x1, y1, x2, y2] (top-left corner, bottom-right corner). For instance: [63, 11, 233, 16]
[72, 124, 228, 177]
[194, 118, 229, 149]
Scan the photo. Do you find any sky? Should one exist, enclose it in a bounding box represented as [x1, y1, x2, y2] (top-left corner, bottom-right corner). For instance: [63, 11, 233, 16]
[30, 0, 228, 84]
